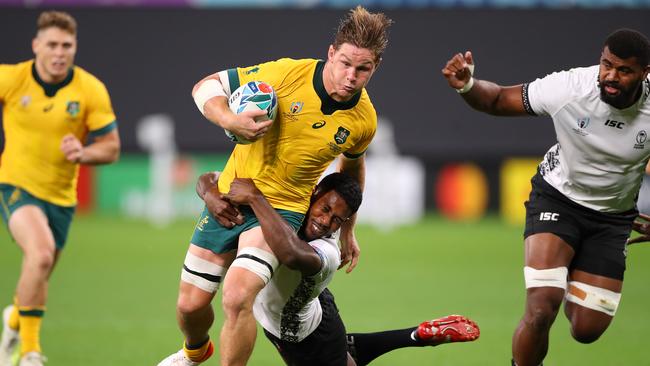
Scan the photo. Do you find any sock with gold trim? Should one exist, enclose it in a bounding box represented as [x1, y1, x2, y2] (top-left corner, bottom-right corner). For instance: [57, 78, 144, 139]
[183, 338, 214, 363]
[18, 306, 45, 355]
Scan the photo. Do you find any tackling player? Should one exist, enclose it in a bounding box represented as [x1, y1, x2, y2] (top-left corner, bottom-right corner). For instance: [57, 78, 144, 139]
[158, 6, 393, 366]
[442, 29, 650, 366]
[0, 11, 120, 366]
[168, 172, 479, 366]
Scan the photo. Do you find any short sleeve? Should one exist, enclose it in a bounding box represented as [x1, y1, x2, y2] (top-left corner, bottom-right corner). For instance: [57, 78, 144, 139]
[0, 64, 17, 101]
[308, 237, 340, 278]
[219, 58, 300, 96]
[86, 79, 117, 133]
[526, 69, 577, 117]
[344, 104, 377, 159]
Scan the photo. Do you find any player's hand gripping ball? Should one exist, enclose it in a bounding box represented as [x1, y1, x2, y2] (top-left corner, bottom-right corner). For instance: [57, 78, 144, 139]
[226, 81, 278, 144]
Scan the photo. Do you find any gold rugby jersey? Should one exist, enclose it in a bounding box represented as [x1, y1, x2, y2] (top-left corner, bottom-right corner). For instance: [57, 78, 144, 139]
[217, 58, 377, 213]
[0, 60, 117, 206]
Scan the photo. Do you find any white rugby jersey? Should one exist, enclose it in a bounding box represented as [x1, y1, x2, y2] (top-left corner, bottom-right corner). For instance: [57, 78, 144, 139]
[525, 65, 650, 212]
[253, 235, 340, 342]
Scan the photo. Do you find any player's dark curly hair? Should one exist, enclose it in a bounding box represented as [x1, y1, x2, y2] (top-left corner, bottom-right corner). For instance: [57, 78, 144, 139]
[604, 29, 650, 67]
[312, 172, 362, 215]
[333, 6, 394, 63]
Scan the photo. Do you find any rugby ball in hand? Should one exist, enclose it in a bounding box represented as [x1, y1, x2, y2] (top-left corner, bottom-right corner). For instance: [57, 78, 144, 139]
[226, 81, 278, 144]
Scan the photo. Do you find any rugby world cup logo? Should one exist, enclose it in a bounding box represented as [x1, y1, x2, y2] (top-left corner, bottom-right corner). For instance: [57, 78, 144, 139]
[577, 117, 590, 129]
[290, 101, 304, 114]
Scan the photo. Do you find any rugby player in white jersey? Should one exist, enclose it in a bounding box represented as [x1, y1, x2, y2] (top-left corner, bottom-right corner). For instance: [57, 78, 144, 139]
[442, 29, 650, 366]
[196, 172, 479, 365]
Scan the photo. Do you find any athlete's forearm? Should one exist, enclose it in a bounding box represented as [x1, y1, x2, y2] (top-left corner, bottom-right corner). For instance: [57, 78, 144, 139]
[202, 96, 237, 130]
[460, 80, 527, 116]
[248, 194, 321, 274]
[80, 133, 120, 165]
[460, 79, 506, 114]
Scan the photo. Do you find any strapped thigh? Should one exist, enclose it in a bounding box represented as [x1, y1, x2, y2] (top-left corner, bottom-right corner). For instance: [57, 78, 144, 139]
[181, 252, 228, 293]
[230, 247, 279, 285]
[565, 281, 621, 316]
[524, 266, 568, 289]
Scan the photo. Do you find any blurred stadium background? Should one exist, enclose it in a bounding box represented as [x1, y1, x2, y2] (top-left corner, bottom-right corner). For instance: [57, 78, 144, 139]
[1, 1, 650, 365]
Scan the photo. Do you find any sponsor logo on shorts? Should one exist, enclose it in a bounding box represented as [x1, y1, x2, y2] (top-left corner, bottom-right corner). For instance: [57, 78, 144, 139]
[8, 188, 21, 206]
[196, 215, 209, 231]
[539, 212, 559, 221]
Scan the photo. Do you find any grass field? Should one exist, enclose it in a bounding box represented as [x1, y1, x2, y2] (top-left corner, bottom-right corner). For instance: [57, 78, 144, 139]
[1, 214, 650, 365]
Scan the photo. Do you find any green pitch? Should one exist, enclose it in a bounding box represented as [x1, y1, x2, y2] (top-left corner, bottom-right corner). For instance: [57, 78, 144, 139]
[1, 214, 649, 365]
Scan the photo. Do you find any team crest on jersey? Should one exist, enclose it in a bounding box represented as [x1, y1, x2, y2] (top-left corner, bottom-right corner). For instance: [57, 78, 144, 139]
[20, 95, 31, 108]
[634, 130, 647, 149]
[66, 101, 80, 118]
[290, 101, 304, 114]
[334, 127, 350, 145]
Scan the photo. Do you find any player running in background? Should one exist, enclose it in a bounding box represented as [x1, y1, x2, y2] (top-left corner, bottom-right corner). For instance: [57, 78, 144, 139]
[158, 6, 392, 366]
[182, 172, 478, 366]
[442, 29, 649, 366]
[0, 11, 120, 366]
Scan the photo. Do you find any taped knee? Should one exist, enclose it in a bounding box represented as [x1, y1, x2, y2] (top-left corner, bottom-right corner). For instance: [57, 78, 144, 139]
[524, 266, 568, 289]
[565, 281, 620, 316]
[181, 252, 227, 293]
[230, 247, 279, 285]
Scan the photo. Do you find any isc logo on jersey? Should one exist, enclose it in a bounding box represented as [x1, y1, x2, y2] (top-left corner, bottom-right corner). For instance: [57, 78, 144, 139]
[226, 81, 278, 144]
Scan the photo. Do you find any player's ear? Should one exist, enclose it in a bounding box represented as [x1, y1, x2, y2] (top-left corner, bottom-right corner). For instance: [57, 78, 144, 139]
[327, 45, 336, 61]
[32, 37, 39, 54]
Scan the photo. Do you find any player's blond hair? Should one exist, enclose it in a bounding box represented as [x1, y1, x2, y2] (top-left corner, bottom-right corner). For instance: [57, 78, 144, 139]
[37, 11, 77, 35]
[333, 6, 393, 63]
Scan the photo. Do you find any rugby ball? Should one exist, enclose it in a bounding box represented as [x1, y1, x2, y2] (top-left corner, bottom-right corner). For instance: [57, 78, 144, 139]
[226, 81, 278, 144]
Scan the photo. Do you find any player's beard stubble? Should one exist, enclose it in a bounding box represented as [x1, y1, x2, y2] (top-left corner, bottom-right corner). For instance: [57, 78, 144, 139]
[598, 78, 643, 109]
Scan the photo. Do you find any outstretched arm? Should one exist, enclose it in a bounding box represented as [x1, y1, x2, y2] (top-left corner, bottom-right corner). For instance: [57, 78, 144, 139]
[441, 51, 529, 116]
[225, 178, 322, 275]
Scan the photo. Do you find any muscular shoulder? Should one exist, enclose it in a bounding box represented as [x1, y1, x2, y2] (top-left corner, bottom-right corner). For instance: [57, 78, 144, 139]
[72, 65, 109, 92]
[527, 65, 598, 115]
[0, 61, 32, 91]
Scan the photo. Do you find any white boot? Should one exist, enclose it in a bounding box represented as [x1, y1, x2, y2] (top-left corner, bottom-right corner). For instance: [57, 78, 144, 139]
[0, 306, 19, 366]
